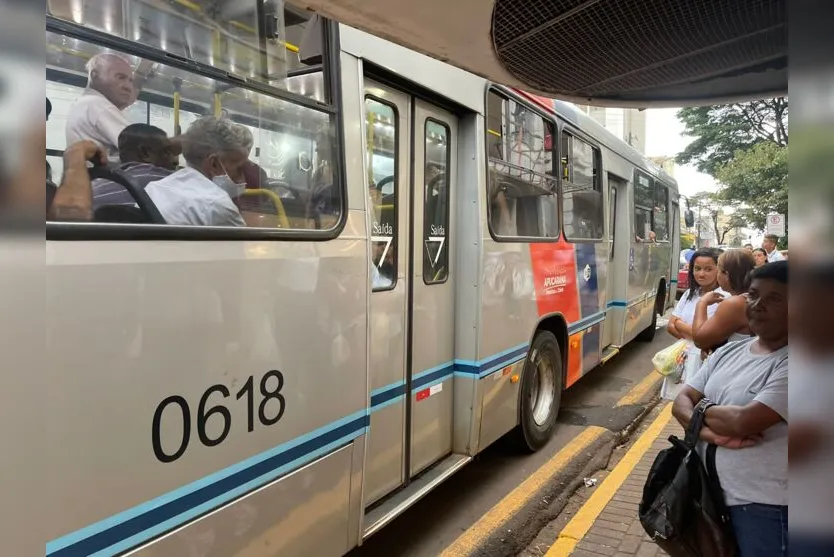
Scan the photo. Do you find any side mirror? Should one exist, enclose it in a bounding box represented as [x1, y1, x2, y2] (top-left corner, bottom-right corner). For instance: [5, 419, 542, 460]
[684, 209, 695, 228]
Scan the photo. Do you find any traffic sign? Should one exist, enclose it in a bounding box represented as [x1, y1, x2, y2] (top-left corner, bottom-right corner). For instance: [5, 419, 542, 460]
[766, 213, 786, 237]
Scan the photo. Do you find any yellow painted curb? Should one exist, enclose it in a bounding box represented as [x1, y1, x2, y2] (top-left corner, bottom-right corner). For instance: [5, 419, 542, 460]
[440, 426, 609, 557]
[545, 403, 673, 556]
[615, 370, 662, 407]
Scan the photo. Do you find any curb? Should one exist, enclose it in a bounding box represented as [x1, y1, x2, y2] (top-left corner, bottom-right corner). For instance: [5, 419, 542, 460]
[457, 376, 663, 557]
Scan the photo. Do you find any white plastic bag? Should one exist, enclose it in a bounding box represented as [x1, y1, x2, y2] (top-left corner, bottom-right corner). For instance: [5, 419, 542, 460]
[653, 339, 688, 378]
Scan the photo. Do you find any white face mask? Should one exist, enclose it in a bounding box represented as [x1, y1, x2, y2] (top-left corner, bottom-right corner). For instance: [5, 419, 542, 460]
[212, 160, 246, 198]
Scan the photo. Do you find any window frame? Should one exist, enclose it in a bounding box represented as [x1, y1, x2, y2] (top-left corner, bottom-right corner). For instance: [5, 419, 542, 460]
[560, 127, 604, 243]
[653, 181, 671, 243]
[45, 13, 347, 242]
[365, 94, 400, 291]
[484, 85, 560, 243]
[632, 169, 654, 243]
[422, 117, 452, 285]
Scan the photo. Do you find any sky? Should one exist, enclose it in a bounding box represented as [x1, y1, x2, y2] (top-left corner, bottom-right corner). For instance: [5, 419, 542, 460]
[643, 108, 718, 198]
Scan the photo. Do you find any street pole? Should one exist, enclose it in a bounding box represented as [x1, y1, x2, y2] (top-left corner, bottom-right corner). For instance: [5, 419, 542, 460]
[696, 204, 702, 247]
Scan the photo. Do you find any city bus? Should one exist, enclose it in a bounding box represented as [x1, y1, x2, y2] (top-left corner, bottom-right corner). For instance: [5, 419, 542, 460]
[43, 1, 679, 555]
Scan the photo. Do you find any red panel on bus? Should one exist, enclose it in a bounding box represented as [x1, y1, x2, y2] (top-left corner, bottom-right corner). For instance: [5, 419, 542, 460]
[529, 241, 580, 322]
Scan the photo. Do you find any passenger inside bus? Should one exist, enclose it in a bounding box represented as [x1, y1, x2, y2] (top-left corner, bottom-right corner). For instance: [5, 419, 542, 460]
[144, 116, 249, 227]
[65, 53, 154, 157]
[91, 124, 178, 210]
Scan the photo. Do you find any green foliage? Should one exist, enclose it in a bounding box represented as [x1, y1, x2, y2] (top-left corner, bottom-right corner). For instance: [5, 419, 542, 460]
[714, 142, 788, 230]
[676, 99, 788, 176]
[676, 98, 788, 235]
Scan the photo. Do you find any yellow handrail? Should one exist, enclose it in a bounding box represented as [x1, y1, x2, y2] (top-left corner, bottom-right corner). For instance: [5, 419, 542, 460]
[241, 189, 290, 228]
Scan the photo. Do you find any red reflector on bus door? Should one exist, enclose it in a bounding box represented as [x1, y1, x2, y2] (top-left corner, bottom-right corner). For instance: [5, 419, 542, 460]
[416, 383, 442, 401]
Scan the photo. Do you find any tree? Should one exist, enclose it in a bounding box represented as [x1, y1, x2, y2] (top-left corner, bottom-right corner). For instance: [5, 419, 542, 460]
[714, 142, 788, 231]
[676, 98, 788, 176]
[686, 192, 751, 246]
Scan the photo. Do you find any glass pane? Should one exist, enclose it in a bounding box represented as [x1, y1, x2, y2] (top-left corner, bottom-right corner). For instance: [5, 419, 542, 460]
[635, 208, 652, 242]
[654, 185, 669, 241]
[366, 98, 397, 290]
[487, 94, 558, 239]
[47, 31, 340, 229]
[635, 173, 653, 208]
[424, 120, 449, 283]
[563, 134, 603, 240]
[571, 137, 594, 189]
[46, 0, 327, 102]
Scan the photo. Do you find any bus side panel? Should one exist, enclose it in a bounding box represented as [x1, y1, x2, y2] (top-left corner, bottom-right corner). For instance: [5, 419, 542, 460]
[45, 214, 368, 557]
[127, 443, 358, 557]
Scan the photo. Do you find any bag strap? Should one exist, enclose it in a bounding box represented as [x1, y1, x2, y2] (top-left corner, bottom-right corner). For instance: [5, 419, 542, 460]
[683, 401, 708, 447]
[705, 444, 732, 522]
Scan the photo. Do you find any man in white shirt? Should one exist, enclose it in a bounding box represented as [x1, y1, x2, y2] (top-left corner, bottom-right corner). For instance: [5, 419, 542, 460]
[762, 234, 785, 262]
[145, 117, 248, 227]
[65, 53, 153, 156]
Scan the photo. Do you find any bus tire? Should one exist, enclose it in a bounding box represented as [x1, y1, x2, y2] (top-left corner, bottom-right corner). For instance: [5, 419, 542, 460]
[514, 331, 563, 453]
[636, 300, 658, 342]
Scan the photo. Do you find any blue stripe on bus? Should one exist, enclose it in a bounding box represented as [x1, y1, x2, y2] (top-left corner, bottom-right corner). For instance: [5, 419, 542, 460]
[370, 382, 407, 409]
[568, 310, 606, 334]
[47, 412, 369, 557]
[606, 300, 627, 308]
[412, 362, 455, 390]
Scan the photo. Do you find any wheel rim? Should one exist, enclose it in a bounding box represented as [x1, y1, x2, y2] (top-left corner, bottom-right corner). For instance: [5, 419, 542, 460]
[529, 349, 555, 426]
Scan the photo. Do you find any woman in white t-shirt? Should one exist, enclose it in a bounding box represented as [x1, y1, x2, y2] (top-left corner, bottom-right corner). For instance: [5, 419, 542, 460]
[692, 248, 755, 353]
[662, 248, 723, 400]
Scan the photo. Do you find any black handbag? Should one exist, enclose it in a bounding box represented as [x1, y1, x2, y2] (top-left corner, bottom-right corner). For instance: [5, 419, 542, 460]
[638, 401, 737, 557]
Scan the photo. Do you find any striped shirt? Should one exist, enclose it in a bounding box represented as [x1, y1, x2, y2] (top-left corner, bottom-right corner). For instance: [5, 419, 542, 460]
[92, 162, 172, 209]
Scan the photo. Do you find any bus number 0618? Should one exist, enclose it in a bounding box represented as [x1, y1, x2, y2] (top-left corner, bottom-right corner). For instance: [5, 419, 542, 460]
[151, 370, 286, 463]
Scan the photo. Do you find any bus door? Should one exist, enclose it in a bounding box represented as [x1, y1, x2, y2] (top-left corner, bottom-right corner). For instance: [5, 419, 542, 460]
[363, 81, 458, 505]
[602, 178, 627, 350]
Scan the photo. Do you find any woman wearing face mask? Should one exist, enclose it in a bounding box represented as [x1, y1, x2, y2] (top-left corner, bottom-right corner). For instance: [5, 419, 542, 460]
[691, 249, 755, 355]
[662, 248, 724, 400]
[145, 116, 248, 227]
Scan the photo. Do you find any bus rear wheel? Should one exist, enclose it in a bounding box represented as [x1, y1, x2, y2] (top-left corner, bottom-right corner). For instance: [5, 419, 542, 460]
[514, 331, 563, 452]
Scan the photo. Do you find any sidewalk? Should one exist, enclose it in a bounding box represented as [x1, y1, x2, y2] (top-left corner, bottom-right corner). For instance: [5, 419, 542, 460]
[546, 403, 681, 557]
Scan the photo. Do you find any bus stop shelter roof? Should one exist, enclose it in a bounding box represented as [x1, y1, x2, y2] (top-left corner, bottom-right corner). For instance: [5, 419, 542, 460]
[305, 0, 786, 107]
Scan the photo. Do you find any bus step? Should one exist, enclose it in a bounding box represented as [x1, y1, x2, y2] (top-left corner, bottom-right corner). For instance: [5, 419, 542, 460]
[600, 346, 620, 365]
[363, 453, 471, 540]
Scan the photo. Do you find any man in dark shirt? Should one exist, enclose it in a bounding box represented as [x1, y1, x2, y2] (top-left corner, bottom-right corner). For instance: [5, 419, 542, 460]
[92, 123, 177, 209]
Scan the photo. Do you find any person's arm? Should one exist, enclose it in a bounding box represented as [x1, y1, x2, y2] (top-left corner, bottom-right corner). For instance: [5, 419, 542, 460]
[703, 359, 788, 437]
[48, 141, 107, 222]
[129, 60, 156, 104]
[670, 317, 693, 339]
[666, 315, 682, 338]
[693, 295, 746, 350]
[674, 385, 758, 448]
[704, 402, 784, 438]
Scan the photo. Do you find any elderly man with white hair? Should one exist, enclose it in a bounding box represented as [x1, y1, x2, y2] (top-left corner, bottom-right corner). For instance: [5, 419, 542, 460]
[65, 53, 153, 155]
[145, 117, 250, 227]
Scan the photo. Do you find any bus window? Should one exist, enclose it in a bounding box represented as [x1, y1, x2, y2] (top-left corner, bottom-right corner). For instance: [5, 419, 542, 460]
[654, 183, 669, 242]
[562, 132, 603, 240]
[424, 119, 450, 284]
[46, 0, 328, 103]
[486, 91, 558, 239]
[365, 97, 398, 290]
[634, 173, 654, 242]
[46, 25, 341, 230]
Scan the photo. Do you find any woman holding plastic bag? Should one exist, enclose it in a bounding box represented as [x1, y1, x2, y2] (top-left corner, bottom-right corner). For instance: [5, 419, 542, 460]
[661, 248, 724, 400]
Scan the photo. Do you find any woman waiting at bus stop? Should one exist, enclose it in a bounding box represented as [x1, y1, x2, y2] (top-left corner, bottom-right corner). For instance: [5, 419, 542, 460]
[691, 248, 755, 355]
[662, 248, 723, 400]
